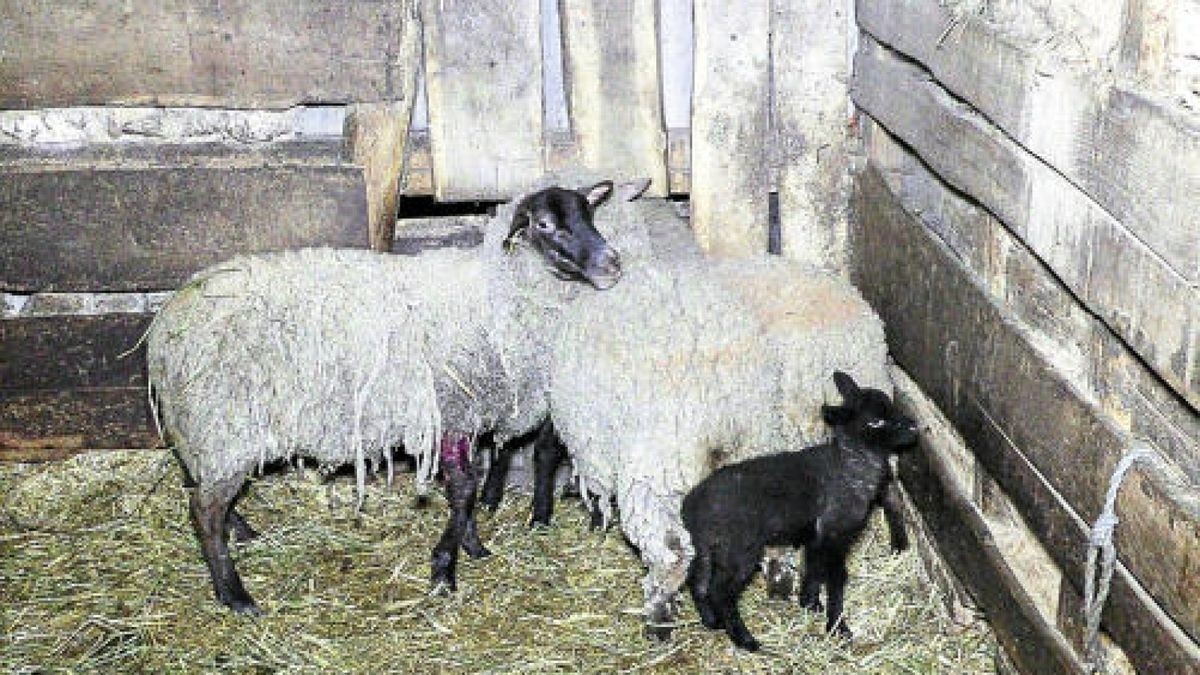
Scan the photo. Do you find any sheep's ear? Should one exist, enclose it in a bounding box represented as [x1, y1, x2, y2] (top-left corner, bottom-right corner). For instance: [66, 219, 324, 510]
[822, 404, 856, 427]
[617, 178, 652, 202]
[832, 371, 861, 403]
[580, 180, 614, 209]
[504, 202, 532, 252]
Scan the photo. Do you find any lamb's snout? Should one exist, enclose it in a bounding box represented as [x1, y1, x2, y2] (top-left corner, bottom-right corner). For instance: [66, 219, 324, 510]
[586, 246, 622, 290]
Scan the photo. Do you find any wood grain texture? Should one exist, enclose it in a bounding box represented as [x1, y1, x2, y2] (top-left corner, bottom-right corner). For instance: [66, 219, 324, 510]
[1, 315, 152, 391]
[856, 0, 1200, 283]
[348, 102, 416, 252]
[853, 36, 1199, 411]
[0, 0, 415, 108]
[422, 0, 544, 200]
[561, 0, 668, 196]
[853, 167, 1200, 666]
[0, 389, 158, 454]
[772, 0, 852, 268]
[690, 0, 770, 255]
[0, 142, 367, 292]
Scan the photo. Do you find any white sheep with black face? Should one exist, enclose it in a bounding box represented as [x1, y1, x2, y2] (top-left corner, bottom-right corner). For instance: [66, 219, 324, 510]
[541, 197, 893, 639]
[146, 179, 630, 615]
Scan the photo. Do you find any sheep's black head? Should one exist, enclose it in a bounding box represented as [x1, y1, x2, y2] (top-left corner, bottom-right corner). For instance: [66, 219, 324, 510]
[821, 371, 919, 452]
[505, 181, 622, 290]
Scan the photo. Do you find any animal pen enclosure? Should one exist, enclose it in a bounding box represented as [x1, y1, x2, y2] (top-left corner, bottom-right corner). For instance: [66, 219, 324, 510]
[0, 0, 1197, 672]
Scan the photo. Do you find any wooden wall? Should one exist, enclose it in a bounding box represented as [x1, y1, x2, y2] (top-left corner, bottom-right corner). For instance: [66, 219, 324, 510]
[847, 0, 1200, 671]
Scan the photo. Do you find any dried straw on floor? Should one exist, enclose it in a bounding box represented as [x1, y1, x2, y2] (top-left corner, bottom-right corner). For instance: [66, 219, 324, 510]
[1, 450, 995, 673]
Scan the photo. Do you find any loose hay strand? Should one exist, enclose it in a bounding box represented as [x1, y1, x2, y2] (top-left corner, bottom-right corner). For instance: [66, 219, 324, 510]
[2, 450, 996, 673]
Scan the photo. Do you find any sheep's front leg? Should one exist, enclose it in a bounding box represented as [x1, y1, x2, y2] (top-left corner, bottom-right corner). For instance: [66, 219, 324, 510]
[430, 432, 490, 593]
[881, 482, 909, 552]
[530, 420, 567, 527]
[763, 546, 796, 600]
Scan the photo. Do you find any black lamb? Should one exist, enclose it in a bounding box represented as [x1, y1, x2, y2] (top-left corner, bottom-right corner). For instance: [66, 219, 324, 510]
[681, 371, 920, 651]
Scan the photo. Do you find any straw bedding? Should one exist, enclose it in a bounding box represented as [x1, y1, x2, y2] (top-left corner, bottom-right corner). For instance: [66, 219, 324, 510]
[0, 450, 996, 672]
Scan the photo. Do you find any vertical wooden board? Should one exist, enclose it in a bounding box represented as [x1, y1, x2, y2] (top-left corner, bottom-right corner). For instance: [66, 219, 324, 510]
[773, 0, 852, 269]
[691, 0, 770, 255]
[422, 0, 544, 200]
[561, 0, 668, 195]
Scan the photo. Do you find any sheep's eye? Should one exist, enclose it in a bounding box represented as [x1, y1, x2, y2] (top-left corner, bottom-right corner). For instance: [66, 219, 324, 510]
[867, 419, 887, 429]
[534, 217, 556, 233]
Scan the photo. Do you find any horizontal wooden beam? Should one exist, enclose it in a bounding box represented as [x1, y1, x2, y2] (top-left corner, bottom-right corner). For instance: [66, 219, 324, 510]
[852, 166, 1200, 669]
[891, 371, 1086, 674]
[852, 35, 1199, 411]
[0, 0, 416, 108]
[1, 315, 152, 391]
[0, 388, 158, 456]
[392, 215, 489, 254]
[856, 0, 1200, 283]
[0, 142, 367, 292]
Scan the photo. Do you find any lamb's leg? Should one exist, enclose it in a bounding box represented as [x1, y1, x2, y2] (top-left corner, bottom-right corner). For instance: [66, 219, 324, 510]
[713, 556, 761, 651]
[477, 435, 508, 512]
[530, 421, 567, 527]
[688, 548, 722, 629]
[190, 473, 259, 615]
[798, 545, 825, 613]
[881, 482, 909, 552]
[226, 509, 259, 543]
[431, 432, 489, 593]
[763, 546, 795, 600]
[823, 546, 853, 639]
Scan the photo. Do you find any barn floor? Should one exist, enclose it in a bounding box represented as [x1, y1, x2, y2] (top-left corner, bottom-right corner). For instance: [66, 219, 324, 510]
[1, 450, 995, 673]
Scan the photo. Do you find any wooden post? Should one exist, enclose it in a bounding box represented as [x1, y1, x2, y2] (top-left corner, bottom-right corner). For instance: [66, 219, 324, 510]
[347, 102, 412, 252]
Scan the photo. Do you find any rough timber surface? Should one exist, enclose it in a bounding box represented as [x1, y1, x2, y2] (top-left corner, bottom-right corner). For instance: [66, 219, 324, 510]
[772, 0, 852, 269]
[1, 315, 151, 391]
[561, 0, 668, 197]
[856, 0, 1200, 283]
[690, 0, 770, 255]
[890, 372, 1086, 674]
[0, 389, 156, 456]
[853, 167, 1200, 669]
[853, 36, 1199, 412]
[422, 0, 544, 200]
[0, 142, 367, 292]
[0, 0, 414, 108]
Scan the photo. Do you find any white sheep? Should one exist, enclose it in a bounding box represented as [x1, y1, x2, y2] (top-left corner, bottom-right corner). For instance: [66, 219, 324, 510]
[546, 204, 892, 637]
[146, 180, 626, 614]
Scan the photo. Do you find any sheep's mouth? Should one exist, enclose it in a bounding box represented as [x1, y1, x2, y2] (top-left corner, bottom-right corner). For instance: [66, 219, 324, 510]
[543, 247, 621, 290]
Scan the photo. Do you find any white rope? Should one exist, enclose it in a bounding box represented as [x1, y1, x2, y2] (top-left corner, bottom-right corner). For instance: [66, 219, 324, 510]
[1082, 441, 1154, 673]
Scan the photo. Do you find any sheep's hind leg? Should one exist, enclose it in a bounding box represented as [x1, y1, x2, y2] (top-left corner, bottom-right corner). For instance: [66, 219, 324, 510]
[477, 434, 508, 512]
[191, 473, 260, 615]
[823, 546, 853, 639]
[430, 433, 489, 594]
[688, 549, 722, 630]
[529, 421, 567, 527]
[226, 509, 259, 543]
[712, 557, 761, 651]
[798, 545, 826, 613]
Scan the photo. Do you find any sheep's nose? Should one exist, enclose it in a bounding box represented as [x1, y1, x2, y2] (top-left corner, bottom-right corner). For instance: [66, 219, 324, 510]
[588, 247, 622, 289]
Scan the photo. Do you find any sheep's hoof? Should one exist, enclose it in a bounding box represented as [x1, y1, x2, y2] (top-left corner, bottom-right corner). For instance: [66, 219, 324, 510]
[463, 542, 491, 559]
[890, 537, 910, 553]
[429, 578, 456, 596]
[221, 594, 262, 617]
[643, 622, 675, 643]
[827, 620, 853, 640]
[799, 595, 824, 613]
[730, 634, 761, 652]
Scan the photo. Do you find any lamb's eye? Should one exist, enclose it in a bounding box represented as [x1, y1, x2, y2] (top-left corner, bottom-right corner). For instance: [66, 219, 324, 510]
[867, 419, 887, 429]
[534, 217, 556, 233]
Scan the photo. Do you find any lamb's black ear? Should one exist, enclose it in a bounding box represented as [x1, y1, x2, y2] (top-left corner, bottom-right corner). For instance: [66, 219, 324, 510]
[822, 404, 856, 427]
[580, 181, 614, 209]
[504, 200, 532, 252]
[617, 178, 652, 202]
[832, 371, 861, 403]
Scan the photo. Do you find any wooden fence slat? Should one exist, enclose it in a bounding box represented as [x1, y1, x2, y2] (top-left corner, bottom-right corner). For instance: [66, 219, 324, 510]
[690, 0, 770, 255]
[0, 143, 367, 292]
[561, 0, 667, 196]
[856, 0, 1200, 283]
[853, 167, 1200, 666]
[0, 389, 158, 455]
[772, 0, 852, 268]
[853, 36, 1199, 411]
[422, 0, 544, 200]
[0, 0, 415, 109]
[1, 315, 152, 391]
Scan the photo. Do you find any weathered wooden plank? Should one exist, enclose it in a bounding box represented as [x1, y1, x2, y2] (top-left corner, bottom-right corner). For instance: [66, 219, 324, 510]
[853, 167, 1200, 667]
[856, 0, 1200, 283]
[853, 36, 1199, 411]
[347, 102, 415, 252]
[421, 0, 544, 200]
[866, 119, 1200, 485]
[0, 145, 367, 292]
[772, 0, 851, 268]
[392, 215, 489, 255]
[0, 0, 415, 109]
[1, 315, 151, 391]
[690, 0, 770, 255]
[891, 371, 1087, 674]
[561, 0, 667, 196]
[0, 389, 157, 455]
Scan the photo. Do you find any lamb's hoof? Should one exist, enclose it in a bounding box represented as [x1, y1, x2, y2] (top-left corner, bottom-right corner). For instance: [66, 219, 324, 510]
[827, 620, 853, 640]
[799, 594, 824, 613]
[730, 635, 761, 652]
[221, 595, 262, 617]
[463, 543, 491, 559]
[890, 537, 910, 553]
[429, 576, 456, 596]
[643, 622, 675, 643]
